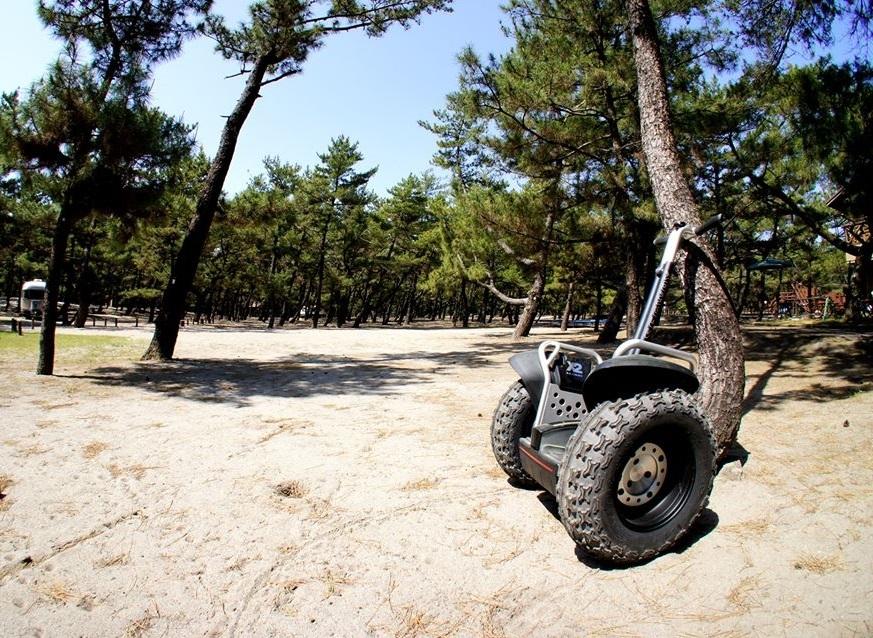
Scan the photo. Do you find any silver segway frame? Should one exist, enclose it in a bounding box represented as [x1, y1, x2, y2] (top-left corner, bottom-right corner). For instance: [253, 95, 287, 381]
[533, 341, 602, 428]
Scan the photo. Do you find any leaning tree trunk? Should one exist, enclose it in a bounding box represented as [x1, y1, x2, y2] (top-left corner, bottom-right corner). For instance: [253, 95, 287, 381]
[625, 245, 642, 338]
[514, 269, 546, 339]
[597, 288, 627, 344]
[514, 199, 559, 339]
[627, 0, 745, 452]
[143, 55, 273, 360]
[37, 207, 75, 375]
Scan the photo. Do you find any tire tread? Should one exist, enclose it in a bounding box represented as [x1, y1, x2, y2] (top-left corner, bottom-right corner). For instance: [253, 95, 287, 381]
[556, 389, 716, 564]
[491, 380, 536, 485]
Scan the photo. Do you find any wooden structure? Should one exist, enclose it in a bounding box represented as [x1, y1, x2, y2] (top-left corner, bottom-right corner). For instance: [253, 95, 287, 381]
[827, 188, 871, 264]
[771, 283, 845, 317]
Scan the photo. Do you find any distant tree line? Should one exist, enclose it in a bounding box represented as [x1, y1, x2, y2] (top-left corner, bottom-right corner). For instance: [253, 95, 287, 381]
[0, 0, 869, 385]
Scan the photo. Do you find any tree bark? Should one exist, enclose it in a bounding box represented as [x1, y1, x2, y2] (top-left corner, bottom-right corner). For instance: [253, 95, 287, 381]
[627, 0, 745, 452]
[405, 272, 419, 324]
[459, 277, 470, 327]
[513, 203, 558, 339]
[73, 269, 93, 329]
[37, 207, 74, 375]
[594, 278, 603, 332]
[353, 284, 376, 328]
[143, 54, 273, 360]
[734, 268, 752, 320]
[72, 219, 99, 329]
[291, 279, 310, 324]
[625, 246, 642, 338]
[560, 281, 575, 331]
[597, 288, 626, 343]
[513, 270, 544, 337]
[311, 215, 332, 329]
[3, 263, 15, 312]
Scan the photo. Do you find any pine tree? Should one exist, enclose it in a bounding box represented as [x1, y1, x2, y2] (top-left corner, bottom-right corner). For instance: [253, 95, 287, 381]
[625, 0, 745, 451]
[144, 0, 451, 359]
[0, 0, 205, 375]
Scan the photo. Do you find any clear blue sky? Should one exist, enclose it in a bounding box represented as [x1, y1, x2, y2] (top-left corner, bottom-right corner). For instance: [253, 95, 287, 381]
[0, 1, 511, 196]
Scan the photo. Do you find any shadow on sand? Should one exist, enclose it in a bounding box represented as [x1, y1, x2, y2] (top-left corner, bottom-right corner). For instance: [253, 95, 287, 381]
[650, 324, 873, 415]
[532, 490, 720, 570]
[61, 341, 535, 407]
[739, 326, 873, 414]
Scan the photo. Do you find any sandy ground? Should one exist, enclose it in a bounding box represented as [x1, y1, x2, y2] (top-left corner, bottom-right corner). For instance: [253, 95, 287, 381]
[0, 322, 871, 637]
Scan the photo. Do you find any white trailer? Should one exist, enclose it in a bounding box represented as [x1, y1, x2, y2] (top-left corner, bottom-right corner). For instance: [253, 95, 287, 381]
[20, 279, 46, 317]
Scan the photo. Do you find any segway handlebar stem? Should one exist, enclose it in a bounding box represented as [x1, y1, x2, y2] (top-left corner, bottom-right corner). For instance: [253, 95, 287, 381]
[632, 214, 722, 346]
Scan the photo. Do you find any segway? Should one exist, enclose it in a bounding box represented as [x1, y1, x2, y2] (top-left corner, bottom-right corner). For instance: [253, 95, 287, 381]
[491, 215, 722, 564]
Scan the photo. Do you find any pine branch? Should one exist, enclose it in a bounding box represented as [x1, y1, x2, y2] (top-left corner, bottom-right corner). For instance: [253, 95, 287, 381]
[727, 137, 860, 256]
[454, 253, 528, 305]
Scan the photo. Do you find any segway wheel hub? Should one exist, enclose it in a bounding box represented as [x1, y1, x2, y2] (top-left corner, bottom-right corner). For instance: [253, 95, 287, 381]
[617, 442, 667, 506]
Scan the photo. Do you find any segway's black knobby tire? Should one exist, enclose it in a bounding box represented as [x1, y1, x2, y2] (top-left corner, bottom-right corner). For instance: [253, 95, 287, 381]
[491, 380, 536, 486]
[556, 389, 716, 564]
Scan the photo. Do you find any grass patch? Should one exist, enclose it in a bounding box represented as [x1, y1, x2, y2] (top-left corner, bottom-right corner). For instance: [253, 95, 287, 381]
[83, 441, 108, 459]
[124, 612, 156, 638]
[720, 518, 772, 537]
[0, 474, 12, 511]
[96, 553, 129, 568]
[793, 553, 843, 574]
[0, 331, 142, 366]
[35, 580, 78, 604]
[319, 569, 352, 599]
[107, 463, 157, 480]
[401, 477, 440, 492]
[726, 576, 762, 612]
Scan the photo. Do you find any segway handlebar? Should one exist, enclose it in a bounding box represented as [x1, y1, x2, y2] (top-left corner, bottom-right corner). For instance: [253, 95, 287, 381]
[653, 213, 723, 246]
[693, 213, 723, 236]
[635, 213, 724, 343]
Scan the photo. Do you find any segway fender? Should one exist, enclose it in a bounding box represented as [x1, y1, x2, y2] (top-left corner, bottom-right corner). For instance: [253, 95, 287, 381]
[509, 350, 546, 408]
[582, 354, 699, 409]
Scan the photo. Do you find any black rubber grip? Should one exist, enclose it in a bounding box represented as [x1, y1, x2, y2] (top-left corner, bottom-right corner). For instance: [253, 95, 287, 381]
[693, 213, 722, 236]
